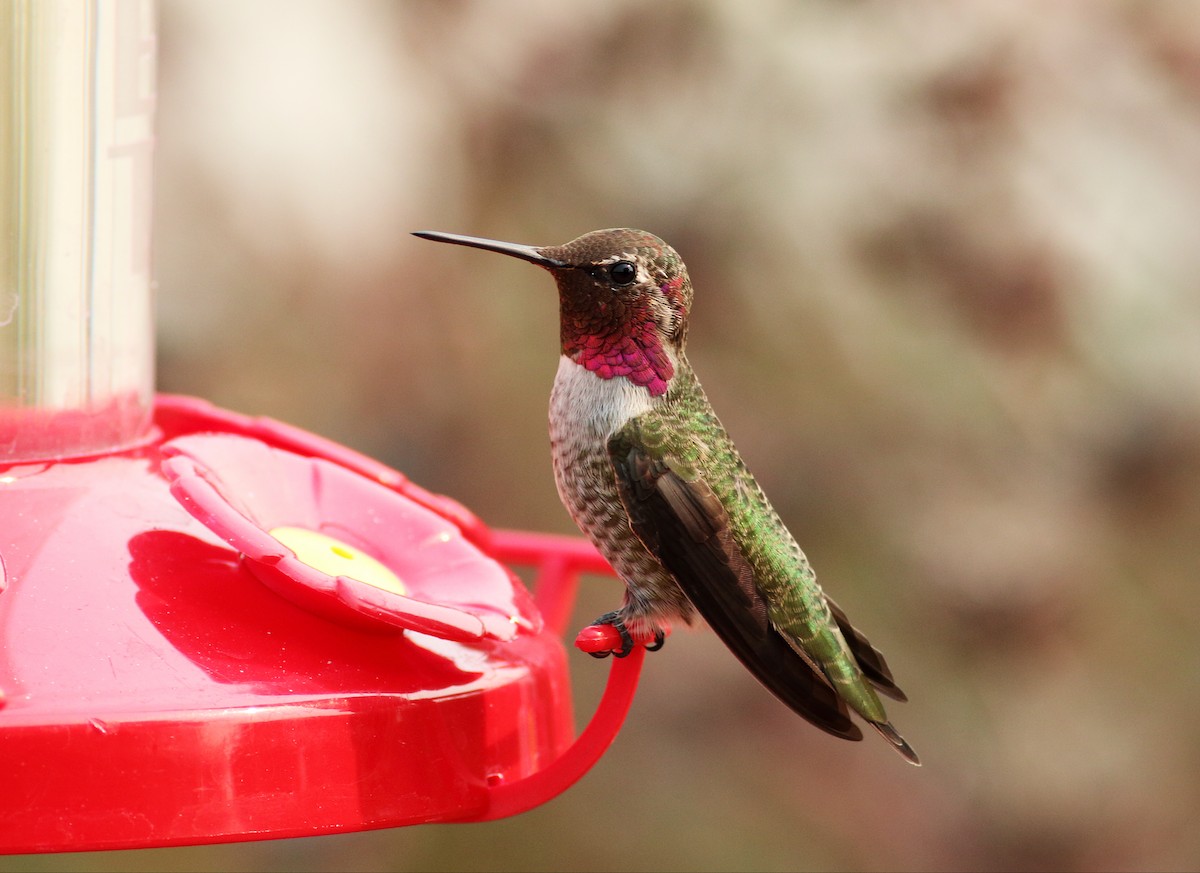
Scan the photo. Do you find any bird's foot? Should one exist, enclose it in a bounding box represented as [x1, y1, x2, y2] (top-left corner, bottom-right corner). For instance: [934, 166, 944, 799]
[574, 611, 668, 658]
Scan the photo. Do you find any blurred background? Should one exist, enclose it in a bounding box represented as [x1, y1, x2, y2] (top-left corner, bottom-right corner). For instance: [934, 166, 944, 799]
[11, 0, 1200, 870]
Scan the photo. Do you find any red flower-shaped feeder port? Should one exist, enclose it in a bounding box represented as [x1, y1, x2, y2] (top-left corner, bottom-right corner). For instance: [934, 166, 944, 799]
[161, 433, 538, 643]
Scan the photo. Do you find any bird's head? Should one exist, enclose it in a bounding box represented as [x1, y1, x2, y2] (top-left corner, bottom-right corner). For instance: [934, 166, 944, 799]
[415, 228, 692, 397]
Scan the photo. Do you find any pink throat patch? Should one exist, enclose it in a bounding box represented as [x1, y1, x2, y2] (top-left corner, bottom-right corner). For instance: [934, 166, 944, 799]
[572, 326, 673, 397]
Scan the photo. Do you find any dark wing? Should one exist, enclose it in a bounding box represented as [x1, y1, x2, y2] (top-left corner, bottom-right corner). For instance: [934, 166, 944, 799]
[607, 433, 863, 742]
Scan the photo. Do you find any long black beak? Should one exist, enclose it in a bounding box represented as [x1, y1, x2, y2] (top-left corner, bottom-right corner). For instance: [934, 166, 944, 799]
[413, 231, 567, 269]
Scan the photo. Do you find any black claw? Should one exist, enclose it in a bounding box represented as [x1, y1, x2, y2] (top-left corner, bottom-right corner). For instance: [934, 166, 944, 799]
[612, 624, 635, 658]
[593, 611, 635, 658]
[645, 630, 666, 652]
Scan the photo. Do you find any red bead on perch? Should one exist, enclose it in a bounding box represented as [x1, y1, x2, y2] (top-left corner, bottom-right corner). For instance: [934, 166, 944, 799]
[574, 623, 671, 656]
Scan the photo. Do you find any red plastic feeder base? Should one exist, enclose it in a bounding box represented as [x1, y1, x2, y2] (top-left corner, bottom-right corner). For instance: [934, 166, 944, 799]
[0, 395, 643, 854]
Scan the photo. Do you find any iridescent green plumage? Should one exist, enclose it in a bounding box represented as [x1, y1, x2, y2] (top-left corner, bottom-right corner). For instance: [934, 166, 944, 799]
[606, 363, 914, 758]
[414, 227, 919, 764]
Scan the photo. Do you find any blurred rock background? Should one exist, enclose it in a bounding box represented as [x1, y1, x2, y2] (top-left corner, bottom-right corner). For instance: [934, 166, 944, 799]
[13, 0, 1200, 870]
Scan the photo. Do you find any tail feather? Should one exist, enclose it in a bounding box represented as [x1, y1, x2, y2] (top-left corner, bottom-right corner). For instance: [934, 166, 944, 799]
[827, 597, 908, 702]
[872, 720, 921, 766]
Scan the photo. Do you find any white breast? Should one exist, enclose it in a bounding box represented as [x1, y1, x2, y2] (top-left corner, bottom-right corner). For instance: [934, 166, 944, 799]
[548, 355, 659, 442]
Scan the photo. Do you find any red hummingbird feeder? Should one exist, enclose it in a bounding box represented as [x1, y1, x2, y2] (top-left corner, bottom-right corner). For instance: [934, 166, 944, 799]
[0, 0, 644, 854]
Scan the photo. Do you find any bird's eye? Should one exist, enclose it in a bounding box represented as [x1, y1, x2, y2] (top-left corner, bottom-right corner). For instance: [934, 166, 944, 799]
[609, 261, 636, 285]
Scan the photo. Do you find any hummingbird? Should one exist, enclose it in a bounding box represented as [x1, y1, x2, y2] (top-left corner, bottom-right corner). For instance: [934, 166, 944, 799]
[414, 228, 919, 764]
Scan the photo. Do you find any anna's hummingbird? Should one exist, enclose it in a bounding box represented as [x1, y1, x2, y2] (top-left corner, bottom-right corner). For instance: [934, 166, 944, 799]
[414, 228, 919, 764]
